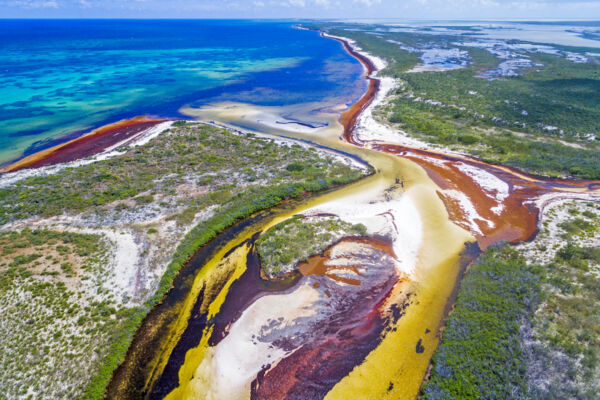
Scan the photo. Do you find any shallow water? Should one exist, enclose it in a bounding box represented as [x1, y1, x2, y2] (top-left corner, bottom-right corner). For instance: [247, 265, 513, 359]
[45, 23, 597, 400]
[0, 20, 365, 164]
[379, 21, 600, 48]
[112, 60, 600, 400]
[108, 92, 481, 399]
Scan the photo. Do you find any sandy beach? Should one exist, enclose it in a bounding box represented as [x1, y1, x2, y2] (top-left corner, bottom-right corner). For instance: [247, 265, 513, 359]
[3, 23, 600, 400]
[0, 116, 166, 173]
[328, 31, 600, 248]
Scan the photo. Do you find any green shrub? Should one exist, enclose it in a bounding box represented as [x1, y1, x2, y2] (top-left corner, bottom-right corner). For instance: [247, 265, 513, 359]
[256, 216, 368, 277]
[134, 195, 154, 205]
[286, 162, 305, 172]
[422, 245, 543, 399]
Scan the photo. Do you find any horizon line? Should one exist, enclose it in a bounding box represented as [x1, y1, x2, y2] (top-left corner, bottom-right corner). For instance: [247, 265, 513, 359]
[1, 17, 600, 22]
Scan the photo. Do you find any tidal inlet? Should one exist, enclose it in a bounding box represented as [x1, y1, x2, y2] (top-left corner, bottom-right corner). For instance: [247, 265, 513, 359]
[1, 16, 600, 400]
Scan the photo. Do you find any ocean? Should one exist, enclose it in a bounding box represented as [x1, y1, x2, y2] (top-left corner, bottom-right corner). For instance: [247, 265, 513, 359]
[0, 19, 365, 164]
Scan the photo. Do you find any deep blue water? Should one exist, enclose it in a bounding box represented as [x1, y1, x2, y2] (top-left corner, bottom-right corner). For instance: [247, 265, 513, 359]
[0, 20, 365, 164]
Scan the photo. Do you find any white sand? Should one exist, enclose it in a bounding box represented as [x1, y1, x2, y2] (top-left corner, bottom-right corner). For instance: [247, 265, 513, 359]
[128, 121, 174, 147]
[199, 283, 319, 399]
[324, 33, 437, 150]
[0, 212, 142, 303]
[321, 33, 387, 72]
[0, 121, 173, 189]
[302, 188, 422, 276]
[443, 189, 494, 234]
[182, 104, 370, 172]
[356, 75, 431, 148]
[191, 237, 401, 399]
[529, 192, 600, 215]
[87, 228, 139, 301]
[454, 162, 510, 215]
[518, 198, 600, 267]
[185, 102, 327, 135]
[407, 65, 463, 73]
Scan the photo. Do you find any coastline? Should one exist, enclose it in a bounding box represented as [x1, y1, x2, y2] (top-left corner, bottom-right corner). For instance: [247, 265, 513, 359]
[2, 24, 599, 400]
[0, 116, 166, 173]
[0, 121, 174, 190]
[322, 32, 430, 150]
[1, 32, 370, 178]
[201, 119, 372, 173]
[323, 29, 600, 245]
[321, 32, 379, 146]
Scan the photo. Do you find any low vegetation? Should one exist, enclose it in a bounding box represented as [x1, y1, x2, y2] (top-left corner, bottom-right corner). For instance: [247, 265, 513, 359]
[0, 229, 136, 399]
[256, 215, 367, 277]
[0, 122, 369, 399]
[316, 24, 600, 179]
[421, 245, 543, 399]
[422, 201, 600, 399]
[384, 99, 600, 178]
[0, 123, 366, 225]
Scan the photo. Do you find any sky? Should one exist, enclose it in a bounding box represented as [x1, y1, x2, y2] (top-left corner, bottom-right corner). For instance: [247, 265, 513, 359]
[1, 0, 600, 19]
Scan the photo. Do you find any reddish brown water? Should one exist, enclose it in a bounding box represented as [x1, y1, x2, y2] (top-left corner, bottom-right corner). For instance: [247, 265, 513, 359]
[105, 34, 600, 400]
[298, 236, 396, 285]
[330, 35, 600, 251]
[252, 237, 413, 400]
[1, 116, 164, 172]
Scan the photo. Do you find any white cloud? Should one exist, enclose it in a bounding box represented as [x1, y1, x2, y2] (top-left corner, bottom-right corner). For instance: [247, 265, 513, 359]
[2, 0, 59, 7]
[353, 0, 381, 5]
[288, 0, 306, 6]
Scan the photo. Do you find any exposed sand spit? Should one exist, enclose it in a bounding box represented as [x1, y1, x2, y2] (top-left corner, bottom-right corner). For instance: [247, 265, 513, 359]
[0, 121, 174, 189]
[106, 28, 600, 400]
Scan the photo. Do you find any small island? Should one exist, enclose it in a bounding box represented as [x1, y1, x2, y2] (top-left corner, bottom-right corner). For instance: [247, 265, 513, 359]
[256, 215, 367, 278]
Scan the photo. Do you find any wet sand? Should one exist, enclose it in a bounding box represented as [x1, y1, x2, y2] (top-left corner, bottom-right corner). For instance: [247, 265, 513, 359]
[328, 34, 381, 145]
[104, 30, 600, 400]
[372, 143, 600, 249]
[328, 34, 600, 250]
[0, 116, 165, 173]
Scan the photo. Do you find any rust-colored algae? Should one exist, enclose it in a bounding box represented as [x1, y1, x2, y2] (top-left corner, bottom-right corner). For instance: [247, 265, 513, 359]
[328, 35, 600, 253]
[298, 236, 396, 286]
[252, 238, 410, 400]
[0, 116, 164, 173]
[326, 34, 379, 147]
[319, 33, 600, 399]
[102, 32, 600, 400]
[371, 143, 600, 249]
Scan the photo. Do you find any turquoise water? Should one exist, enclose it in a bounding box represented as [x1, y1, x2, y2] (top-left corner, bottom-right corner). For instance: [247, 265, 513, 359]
[0, 20, 365, 164]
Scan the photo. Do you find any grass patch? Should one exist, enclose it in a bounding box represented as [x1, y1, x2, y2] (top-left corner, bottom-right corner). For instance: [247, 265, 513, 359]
[256, 215, 367, 277]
